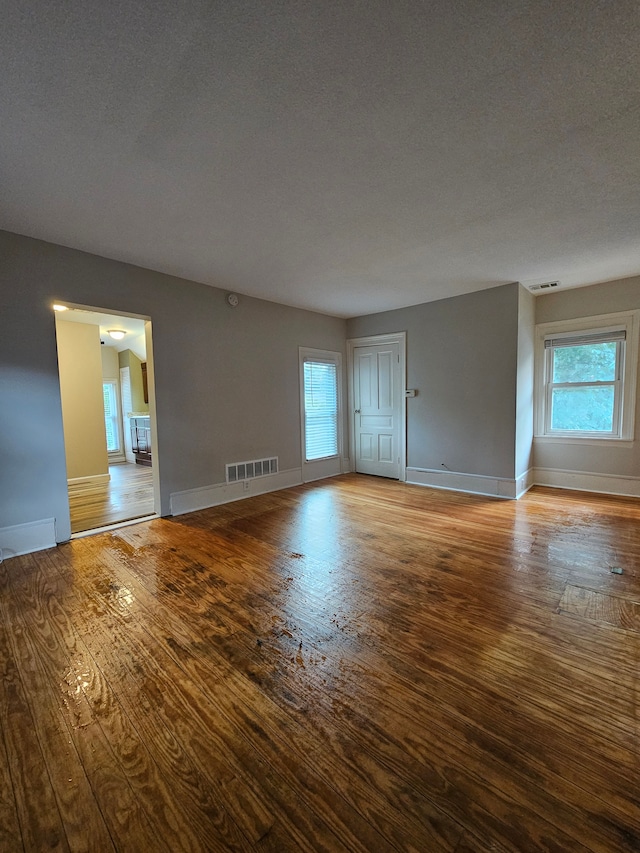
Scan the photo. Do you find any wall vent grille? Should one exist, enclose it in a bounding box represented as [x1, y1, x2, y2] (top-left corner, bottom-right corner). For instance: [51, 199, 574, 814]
[526, 280, 560, 293]
[226, 457, 278, 483]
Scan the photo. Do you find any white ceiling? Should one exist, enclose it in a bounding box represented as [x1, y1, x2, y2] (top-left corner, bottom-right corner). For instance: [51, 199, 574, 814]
[2, 1, 639, 318]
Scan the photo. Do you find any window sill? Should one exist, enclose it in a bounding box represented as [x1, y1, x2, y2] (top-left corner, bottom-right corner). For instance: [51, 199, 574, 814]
[534, 435, 634, 448]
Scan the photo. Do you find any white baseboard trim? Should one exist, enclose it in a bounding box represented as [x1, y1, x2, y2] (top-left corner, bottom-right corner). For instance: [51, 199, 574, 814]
[125, 451, 136, 464]
[0, 518, 57, 560]
[170, 467, 304, 516]
[67, 473, 110, 487]
[533, 467, 640, 498]
[406, 467, 518, 499]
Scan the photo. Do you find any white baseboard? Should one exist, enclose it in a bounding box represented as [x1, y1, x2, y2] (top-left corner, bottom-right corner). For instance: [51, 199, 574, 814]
[533, 467, 640, 498]
[0, 518, 57, 560]
[125, 451, 136, 464]
[170, 467, 304, 516]
[67, 473, 110, 487]
[406, 467, 518, 499]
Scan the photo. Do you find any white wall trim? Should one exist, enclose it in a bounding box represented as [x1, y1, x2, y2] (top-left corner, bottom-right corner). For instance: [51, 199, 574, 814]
[67, 473, 110, 487]
[347, 331, 407, 482]
[0, 518, 57, 559]
[533, 467, 640, 498]
[299, 347, 344, 483]
[406, 467, 517, 499]
[341, 456, 351, 473]
[170, 467, 304, 516]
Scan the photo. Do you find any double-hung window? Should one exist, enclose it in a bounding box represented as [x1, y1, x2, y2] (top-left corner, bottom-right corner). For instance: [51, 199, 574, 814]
[535, 311, 639, 442]
[299, 348, 342, 475]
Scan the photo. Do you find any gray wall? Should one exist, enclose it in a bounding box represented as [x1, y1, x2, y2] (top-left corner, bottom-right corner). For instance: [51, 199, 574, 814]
[534, 275, 640, 478]
[347, 283, 520, 480]
[0, 230, 346, 541]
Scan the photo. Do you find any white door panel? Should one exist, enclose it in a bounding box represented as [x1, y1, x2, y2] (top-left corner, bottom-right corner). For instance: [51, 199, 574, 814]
[353, 343, 401, 478]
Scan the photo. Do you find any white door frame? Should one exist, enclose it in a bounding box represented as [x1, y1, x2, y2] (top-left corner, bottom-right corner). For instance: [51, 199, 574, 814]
[54, 302, 161, 531]
[347, 332, 407, 481]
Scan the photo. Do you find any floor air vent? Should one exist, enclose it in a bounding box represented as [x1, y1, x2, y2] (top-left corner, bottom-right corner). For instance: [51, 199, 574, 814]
[226, 457, 278, 483]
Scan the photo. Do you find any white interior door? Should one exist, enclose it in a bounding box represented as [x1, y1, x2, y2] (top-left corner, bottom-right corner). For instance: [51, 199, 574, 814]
[353, 342, 402, 478]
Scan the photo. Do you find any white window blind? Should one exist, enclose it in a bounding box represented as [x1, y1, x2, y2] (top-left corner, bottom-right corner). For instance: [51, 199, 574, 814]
[303, 360, 338, 460]
[103, 381, 120, 453]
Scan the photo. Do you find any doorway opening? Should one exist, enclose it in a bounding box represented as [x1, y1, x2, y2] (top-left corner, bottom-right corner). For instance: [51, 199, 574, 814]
[347, 332, 407, 481]
[54, 304, 160, 534]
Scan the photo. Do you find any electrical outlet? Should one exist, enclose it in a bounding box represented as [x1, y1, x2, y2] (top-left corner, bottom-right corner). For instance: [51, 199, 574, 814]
[243, 480, 249, 492]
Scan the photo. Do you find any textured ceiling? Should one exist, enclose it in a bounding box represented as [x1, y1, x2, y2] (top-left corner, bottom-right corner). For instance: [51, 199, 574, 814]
[1, 1, 639, 317]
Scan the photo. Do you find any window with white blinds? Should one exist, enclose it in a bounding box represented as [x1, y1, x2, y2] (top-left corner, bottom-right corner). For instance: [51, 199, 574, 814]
[300, 350, 342, 462]
[103, 381, 120, 453]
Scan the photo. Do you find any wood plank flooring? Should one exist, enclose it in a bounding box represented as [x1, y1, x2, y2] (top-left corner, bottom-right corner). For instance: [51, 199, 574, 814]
[68, 462, 154, 533]
[2, 475, 639, 852]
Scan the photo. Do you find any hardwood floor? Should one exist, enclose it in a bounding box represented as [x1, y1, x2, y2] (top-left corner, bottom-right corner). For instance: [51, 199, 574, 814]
[1, 475, 639, 852]
[68, 463, 154, 534]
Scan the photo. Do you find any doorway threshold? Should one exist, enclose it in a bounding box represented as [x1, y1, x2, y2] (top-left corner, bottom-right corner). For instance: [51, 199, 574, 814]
[70, 514, 159, 539]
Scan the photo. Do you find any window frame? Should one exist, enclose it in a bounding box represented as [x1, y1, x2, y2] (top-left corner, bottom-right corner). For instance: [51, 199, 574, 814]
[299, 347, 343, 480]
[534, 310, 640, 445]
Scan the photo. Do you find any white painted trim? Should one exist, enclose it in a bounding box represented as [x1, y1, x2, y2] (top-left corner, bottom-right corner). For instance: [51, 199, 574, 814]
[533, 467, 640, 498]
[302, 456, 342, 483]
[406, 467, 517, 499]
[347, 331, 407, 482]
[125, 451, 136, 464]
[67, 473, 110, 487]
[0, 518, 57, 559]
[341, 456, 351, 473]
[534, 436, 634, 448]
[299, 347, 344, 483]
[170, 467, 304, 516]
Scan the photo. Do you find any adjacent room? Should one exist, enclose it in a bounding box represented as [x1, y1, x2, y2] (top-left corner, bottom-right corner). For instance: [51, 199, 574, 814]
[1, 2, 639, 852]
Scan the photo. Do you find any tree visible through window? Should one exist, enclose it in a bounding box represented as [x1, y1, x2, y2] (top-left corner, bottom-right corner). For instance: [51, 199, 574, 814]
[544, 331, 624, 436]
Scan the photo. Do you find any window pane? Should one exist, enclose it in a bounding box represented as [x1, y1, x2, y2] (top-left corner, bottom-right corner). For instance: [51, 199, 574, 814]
[550, 386, 614, 432]
[552, 342, 617, 383]
[304, 361, 338, 460]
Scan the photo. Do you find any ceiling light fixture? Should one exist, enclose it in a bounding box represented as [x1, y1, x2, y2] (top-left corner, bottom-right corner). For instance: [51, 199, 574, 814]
[53, 303, 68, 312]
[108, 329, 126, 340]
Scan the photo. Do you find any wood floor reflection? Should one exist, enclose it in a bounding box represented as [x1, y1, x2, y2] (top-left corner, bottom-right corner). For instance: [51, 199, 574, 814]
[68, 462, 154, 533]
[1, 475, 639, 851]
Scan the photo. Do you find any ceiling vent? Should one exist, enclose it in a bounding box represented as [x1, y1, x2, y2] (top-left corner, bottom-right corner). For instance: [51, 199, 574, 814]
[524, 280, 561, 293]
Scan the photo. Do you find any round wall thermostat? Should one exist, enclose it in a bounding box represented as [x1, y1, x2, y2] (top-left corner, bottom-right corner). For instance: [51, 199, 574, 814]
[226, 293, 239, 307]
